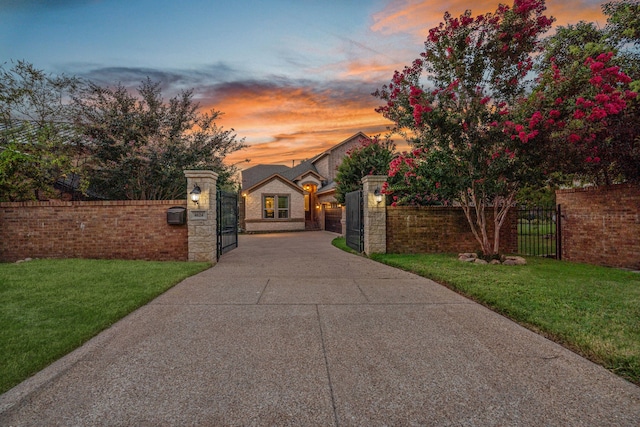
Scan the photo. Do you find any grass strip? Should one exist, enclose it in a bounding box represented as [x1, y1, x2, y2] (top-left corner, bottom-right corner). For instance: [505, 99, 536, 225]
[332, 237, 640, 385]
[0, 259, 210, 394]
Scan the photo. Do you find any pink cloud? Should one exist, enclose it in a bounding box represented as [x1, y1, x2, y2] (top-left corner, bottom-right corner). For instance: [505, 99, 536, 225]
[371, 0, 606, 40]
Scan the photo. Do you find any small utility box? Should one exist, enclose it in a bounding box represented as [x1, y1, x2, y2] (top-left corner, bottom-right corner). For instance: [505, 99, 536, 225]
[167, 206, 187, 225]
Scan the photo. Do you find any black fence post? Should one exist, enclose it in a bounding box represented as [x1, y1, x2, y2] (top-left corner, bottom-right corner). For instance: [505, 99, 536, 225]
[556, 204, 562, 260]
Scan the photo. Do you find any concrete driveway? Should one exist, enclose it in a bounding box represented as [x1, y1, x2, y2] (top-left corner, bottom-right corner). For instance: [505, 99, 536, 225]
[1, 231, 639, 426]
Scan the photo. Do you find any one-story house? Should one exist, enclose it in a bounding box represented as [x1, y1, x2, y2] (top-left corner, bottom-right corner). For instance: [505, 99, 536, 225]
[240, 132, 367, 233]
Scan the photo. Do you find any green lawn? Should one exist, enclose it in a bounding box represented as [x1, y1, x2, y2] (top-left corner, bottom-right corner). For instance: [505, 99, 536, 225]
[332, 237, 640, 385]
[0, 259, 210, 394]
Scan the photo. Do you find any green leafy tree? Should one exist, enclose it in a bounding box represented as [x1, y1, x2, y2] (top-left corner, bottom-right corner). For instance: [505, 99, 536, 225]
[374, 0, 554, 257]
[517, 0, 640, 185]
[73, 78, 246, 200]
[335, 136, 395, 204]
[0, 61, 85, 201]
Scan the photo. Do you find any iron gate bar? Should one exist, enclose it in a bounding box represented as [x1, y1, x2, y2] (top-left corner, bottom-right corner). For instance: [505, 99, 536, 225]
[217, 189, 239, 260]
[516, 205, 559, 259]
[345, 190, 363, 253]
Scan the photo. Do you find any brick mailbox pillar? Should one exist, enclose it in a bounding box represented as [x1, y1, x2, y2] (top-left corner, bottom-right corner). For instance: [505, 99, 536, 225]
[184, 170, 218, 263]
[362, 175, 387, 255]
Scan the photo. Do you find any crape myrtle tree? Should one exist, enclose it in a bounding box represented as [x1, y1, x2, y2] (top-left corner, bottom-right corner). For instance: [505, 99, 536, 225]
[515, 0, 639, 185]
[374, 0, 554, 257]
[334, 135, 396, 204]
[73, 78, 246, 200]
[0, 61, 85, 201]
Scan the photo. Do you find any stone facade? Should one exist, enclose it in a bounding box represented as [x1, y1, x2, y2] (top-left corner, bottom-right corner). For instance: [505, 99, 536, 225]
[362, 176, 387, 254]
[184, 170, 218, 263]
[243, 176, 305, 233]
[556, 184, 639, 270]
[0, 200, 188, 262]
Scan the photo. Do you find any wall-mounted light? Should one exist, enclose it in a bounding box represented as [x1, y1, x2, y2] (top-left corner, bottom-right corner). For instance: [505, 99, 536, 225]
[190, 184, 201, 206]
[374, 187, 383, 204]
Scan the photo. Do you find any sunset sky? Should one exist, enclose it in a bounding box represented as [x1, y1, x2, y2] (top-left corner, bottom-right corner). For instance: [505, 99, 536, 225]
[1, 0, 606, 170]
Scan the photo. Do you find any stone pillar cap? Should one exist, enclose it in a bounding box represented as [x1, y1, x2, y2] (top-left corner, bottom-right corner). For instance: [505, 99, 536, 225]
[184, 170, 219, 180]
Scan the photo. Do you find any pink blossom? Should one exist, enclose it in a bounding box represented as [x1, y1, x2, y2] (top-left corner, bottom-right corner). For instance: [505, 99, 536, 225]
[589, 61, 605, 72]
[573, 110, 585, 119]
[596, 52, 614, 62]
[590, 76, 603, 85]
[568, 133, 581, 144]
[518, 131, 528, 143]
[588, 107, 607, 121]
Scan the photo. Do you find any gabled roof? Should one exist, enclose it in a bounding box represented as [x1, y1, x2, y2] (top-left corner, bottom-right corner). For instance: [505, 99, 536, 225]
[316, 180, 336, 195]
[280, 159, 324, 182]
[244, 173, 304, 194]
[241, 131, 369, 192]
[309, 131, 368, 164]
[242, 164, 290, 190]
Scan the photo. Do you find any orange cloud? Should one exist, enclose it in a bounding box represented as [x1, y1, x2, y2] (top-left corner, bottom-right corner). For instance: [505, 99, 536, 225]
[371, 0, 606, 40]
[208, 82, 393, 169]
[219, 0, 608, 175]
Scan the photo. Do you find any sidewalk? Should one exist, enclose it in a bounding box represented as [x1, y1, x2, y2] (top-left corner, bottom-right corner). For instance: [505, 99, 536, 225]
[1, 231, 639, 426]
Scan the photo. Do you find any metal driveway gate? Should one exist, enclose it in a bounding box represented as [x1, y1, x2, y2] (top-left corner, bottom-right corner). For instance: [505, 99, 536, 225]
[217, 190, 238, 260]
[345, 190, 363, 252]
[324, 206, 343, 233]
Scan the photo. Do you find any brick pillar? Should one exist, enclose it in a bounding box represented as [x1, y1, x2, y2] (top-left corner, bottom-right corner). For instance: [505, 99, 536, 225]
[184, 170, 218, 263]
[362, 175, 387, 254]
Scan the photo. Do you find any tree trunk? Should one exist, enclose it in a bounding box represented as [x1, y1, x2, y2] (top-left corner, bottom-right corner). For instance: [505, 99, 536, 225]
[461, 188, 516, 258]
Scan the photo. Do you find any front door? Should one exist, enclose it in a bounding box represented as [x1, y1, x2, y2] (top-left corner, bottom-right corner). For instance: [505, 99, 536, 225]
[303, 184, 318, 230]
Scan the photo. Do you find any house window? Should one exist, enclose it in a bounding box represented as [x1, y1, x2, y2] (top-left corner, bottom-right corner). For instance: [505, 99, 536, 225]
[263, 195, 289, 219]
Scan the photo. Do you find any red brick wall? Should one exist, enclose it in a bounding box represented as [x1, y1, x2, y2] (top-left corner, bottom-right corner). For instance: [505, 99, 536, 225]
[0, 200, 188, 262]
[386, 206, 517, 254]
[556, 184, 639, 270]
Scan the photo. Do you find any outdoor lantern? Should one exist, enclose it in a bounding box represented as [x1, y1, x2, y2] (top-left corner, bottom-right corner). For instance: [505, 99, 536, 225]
[190, 184, 201, 205]
[374, 187, 383, 204]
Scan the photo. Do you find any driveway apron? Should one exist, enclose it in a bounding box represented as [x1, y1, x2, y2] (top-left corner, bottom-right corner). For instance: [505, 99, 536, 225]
[1, 231, 639, 426]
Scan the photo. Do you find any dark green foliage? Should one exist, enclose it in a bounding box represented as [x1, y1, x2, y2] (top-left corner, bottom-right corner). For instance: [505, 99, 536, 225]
[73, 78, 245, 200]
[334, 135, 395, 204]
[0, 61, 85, 201]
[528, 0, 640, 185]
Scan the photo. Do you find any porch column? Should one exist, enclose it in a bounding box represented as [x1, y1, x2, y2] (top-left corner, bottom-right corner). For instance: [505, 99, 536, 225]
[362, 175, 387, 255]
[184, 170, 218, 263]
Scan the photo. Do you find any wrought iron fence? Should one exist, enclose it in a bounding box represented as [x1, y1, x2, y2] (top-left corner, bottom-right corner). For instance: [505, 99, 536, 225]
[517, 205, 561, 259]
